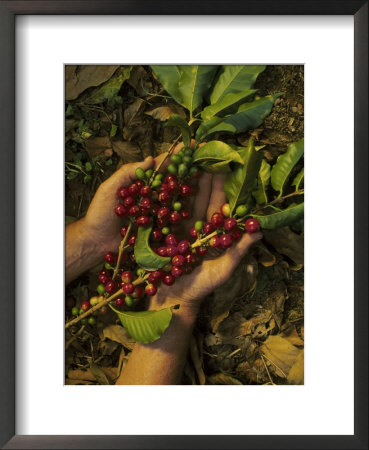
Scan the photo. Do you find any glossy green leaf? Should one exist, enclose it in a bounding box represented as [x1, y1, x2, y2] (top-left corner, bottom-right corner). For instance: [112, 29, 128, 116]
[209, 65, 266, 104]
[292, 167, 304, 191]
[200, 159, 233, 174]
[86, 67, 132, 104]
[251, 202, 304, 229]
[271, 138, 304, 195]
[193, 141, 244, 168]
[201, 89, 257, 120]
[197, 94, 282, 140]
[109, 305, 174, 344]
[151, 65, 183, 106]
[253, 160, 271, 204]
[177, 65, 218, 116]
[224, 140, 263, 213]
[164, 114, 191, 147]
[134, 225, 170, 271]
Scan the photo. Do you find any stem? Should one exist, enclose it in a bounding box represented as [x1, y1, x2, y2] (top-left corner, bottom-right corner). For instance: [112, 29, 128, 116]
[191, 230, 219, 249]
[65, 274, 149, 329]
[112, 223, 132, 280]
[253, 190, 304, 213]
[149, 134, 181, 185]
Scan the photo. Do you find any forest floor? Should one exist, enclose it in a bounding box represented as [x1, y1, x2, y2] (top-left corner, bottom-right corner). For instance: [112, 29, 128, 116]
[65, 65, 304, 385]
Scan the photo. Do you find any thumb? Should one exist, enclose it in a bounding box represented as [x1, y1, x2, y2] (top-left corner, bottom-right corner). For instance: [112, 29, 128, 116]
[105, 156, 155, 193]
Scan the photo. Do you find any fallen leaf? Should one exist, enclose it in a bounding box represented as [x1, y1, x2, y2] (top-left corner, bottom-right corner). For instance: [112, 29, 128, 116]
[124, 98, 146, 127]
[207, 373, 243, 385]
[287, 350, 304, 384]
[260, 335, 302, 378]
[90, 362, 111, 385]
[111, 140, 142, 163]
[127, 66, 152, 96]
[65, 65, 119, 100]
[263, 227, 304, 265]
[85, 136, 111, 158]
[99, 339, 119, 356]
[145, 104, 186, 121]
[103, 324, 136, 350]
[252, 242, 276, 267]
[190, 336, 206, 385]
[282, 325, 304, 347]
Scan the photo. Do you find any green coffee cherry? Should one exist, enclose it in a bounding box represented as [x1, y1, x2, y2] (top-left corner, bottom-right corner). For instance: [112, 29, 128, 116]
[173, 201, 182, 211]
[171, 154, 182, 165]
[104, 262, 114, 270]
[178, 149, 185, 157]
[125, 295, 133, 307]
[152, 179, 162, 188]
[182, 155, 192, 165]
[79, 308, 85, 315]
[183, 147, 193, 156]
[235, 204, 249, 217]
[154, 173, 164, 181]
[190, 166, 199, 176]
[178, 163, 188, 177]
[135, 167, 146, 180]
[136, 268, 146, 278]
[161, 226, 170, 235]
[195, 220, 204, 232]
[88, 316, 96, 325]
[81, 318, 89, 326]
[167, 164, 178, 175]
[145, 169, 153, 179]
[97, 284, 105, 295]
[71, 307, 79, 316]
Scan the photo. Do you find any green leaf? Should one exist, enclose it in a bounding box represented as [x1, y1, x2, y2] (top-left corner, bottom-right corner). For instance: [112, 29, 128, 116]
[197, 94, 282, 140]
[85, 161, 92, 172]
[192, 141, 244, 167]
[271, 138, 304, 195]
[209, 65, 266, 104]
[151, 65, 183, 106]
[224, 139, 263, 213]
[253, 160, 271, 204]
[134, 224, 170, 271]
[251, 203, 304, 229]
[110, 124, 118, 137]
[201, 89, 257, 120]
[200, 159, 233, 174]
[177, 65, 218, 116]
[86, 67, 132, 104]
[109, 305, 174, 344]
[292, 167, 304, 191]
[164, 114, 191, 147]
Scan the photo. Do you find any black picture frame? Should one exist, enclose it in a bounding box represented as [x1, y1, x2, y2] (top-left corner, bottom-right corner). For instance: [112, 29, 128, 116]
[0, 1, 367, 449]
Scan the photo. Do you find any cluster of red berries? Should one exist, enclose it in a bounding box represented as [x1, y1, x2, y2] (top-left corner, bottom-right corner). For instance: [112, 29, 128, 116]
[84, 146, 260, 314]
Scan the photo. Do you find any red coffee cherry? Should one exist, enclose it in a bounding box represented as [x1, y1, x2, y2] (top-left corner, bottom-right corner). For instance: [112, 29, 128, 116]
[224, 217, 237, 231]
[140, 197, 152, 209]
[128, 235, 137, 246]
[171, 266, 183, 277]
[219, 233, 232, 248]
[132, 286, 144, 298]
[203, 222, 214, 234]
[117, 187, 129, 199]
[172, 255, 185, 267]
[245, 218, 260, 233]
[81, 300, 90, 311]
[151, 228, 162, 241]
[157, 207, 170, 219]
[157, 247, 168, 257]
[185, 253, 196, 265]
[120, 226, 128, 238]
[162, 274, 175, 285]
[156, 217, 168, 228]
[128, 205, 140, 217]
[145, 283, 157, 296]
[128, 183, 139, 196]
[136, 215, 150, 227]
[181, 210, 190, 220]
[148, 270, 163, 284]
[104, 252, 116, 264]
[122, 282, 135, 295]
[211, 212, 224, 228]
[165, 234, 179, 246]
[231, 229, 242, 241]
[115, 298, 124, 307]
[99, 273, 110, 284]
[166, 245, 179, 257]
[135, 180, 144, 189]
[158, 191, 171, 203]
[178, 240, 190, 254]
[121, 271, 132, 283]
[169, 211, 181, 224]
[140, 185, 152, 197]
[209, 236, 220, 248]
[180, 184, 192, 196]
[114, 204, 127, 217]
[123, 196, 135, 207]
[167, 179, 179, 192]
[99, 269, 108, 276]
[197, 246, 208, 256]
[105, 280, 117, 294]
[190, 227, 198, 238]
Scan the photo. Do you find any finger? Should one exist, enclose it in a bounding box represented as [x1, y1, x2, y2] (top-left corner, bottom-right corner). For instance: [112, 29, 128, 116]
[153, 142, 184, 172]
[215, 231, 263, 269]
[191, 172, 213, 222]
[102, 156, 155, 193]
[207, 174, 227, 220]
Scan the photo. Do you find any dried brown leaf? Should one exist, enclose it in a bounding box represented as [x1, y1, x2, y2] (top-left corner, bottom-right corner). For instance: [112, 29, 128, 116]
[103, 324, 136, 350]
[85, 136, 111, 158]
[111, 141, 142, 164]
[124, 98, 146, 127]
[190, 336, 206, 385]
[65, 65, 119, 100]
[127, 66, 152, 96]
[145, 104, 186, 121]
[207, 373, 243, 385]
[263, 227, 304, 265]
[252, 241, 276, 267]
[260, 335, 302, 378]
[287, 350, 304, 384]
[89, 362, 111, 385]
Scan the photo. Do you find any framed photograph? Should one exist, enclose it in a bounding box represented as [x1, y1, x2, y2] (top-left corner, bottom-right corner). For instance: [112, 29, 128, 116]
[1, 1, 367, 449]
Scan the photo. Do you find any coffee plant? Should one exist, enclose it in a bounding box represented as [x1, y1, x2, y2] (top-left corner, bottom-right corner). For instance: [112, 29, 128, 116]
[65, 65, 304, 344]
